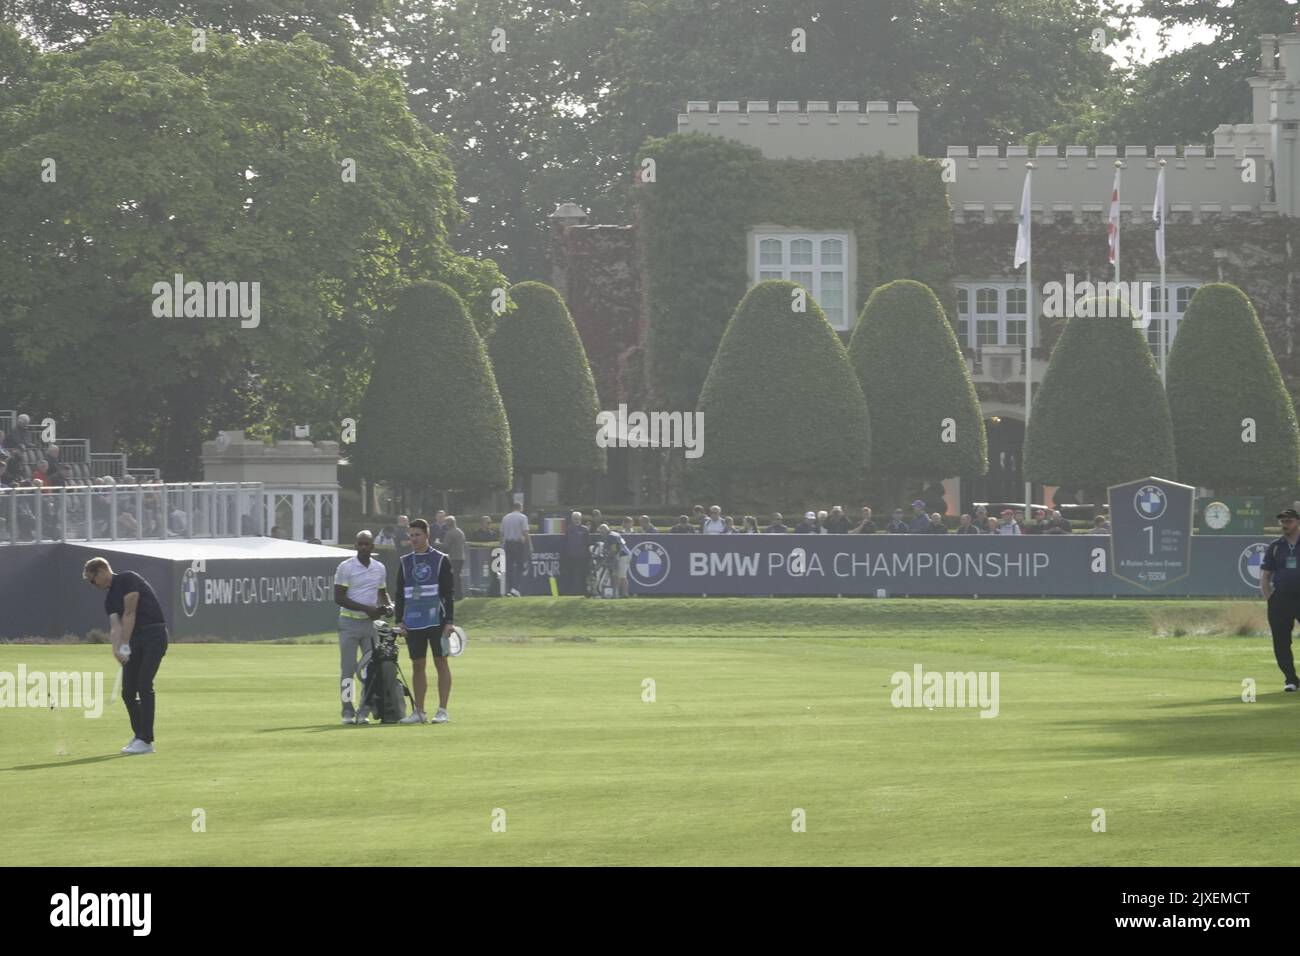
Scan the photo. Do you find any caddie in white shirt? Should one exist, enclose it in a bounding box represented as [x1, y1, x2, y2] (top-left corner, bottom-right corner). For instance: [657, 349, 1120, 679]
[334, 530, 392, 724]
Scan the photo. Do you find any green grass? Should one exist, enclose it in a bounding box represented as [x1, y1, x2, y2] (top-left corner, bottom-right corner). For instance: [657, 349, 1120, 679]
[0, 598, 1289, 865]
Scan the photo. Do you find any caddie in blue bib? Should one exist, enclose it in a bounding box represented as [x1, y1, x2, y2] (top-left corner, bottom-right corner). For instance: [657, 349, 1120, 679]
[400, 548, 446, 630]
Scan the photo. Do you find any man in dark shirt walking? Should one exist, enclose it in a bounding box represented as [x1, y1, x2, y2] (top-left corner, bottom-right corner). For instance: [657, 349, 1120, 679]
[84, 558, 168, 755]
[1260, 509, 1300, 692]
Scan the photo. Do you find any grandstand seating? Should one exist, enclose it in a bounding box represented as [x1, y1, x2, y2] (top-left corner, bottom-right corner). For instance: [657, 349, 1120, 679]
[0, 408, 156, 486]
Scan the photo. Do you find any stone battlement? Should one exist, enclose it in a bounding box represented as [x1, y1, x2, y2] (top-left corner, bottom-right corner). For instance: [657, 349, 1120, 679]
[676, 99, 919, 159]
[944, 143, 1273, 223]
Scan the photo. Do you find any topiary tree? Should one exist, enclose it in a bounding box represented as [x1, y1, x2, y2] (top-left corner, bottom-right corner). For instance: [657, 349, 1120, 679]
[489, 281, 606, 488]
[690, 280, 869, 507]
[355, 281, 512, 503]
[847, 280, 986, 501]
[1166, 282, 1300, 494]
[1025, 302, 1175, 494]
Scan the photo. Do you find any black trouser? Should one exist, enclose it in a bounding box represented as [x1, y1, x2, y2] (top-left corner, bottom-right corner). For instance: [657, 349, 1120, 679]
[1267, 592, 1300, 684]
[560, 554, 588, 595]
[123, 623, 168, 743]
[504, 540, 528, 593]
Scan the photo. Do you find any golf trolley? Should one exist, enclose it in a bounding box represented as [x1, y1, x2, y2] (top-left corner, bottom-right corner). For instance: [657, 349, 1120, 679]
[586, 539, 619, 599]
[354, 617, 416, 723]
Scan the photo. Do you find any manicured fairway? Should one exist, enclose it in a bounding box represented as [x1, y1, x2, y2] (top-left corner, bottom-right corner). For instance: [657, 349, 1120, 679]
[1, 598, 1293, 865]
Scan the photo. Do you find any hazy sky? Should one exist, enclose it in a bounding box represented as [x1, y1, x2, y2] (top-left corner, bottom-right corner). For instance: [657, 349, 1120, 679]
[1114, 15, 1219, 67]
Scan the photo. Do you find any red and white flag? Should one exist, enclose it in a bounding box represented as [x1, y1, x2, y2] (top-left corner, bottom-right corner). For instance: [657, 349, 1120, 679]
[1107, 167, 1121, 265]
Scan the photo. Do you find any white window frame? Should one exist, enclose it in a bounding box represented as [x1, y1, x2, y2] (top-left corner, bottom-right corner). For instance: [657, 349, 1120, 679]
[1136, 277, 1203, 361]
[750, 230, 854, 331]
[953, 281, 1030, 349]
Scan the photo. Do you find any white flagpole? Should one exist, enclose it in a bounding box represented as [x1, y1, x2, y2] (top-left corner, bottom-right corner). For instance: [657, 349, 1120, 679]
[1023, 163, 1034, 513]
[1113, 159, 1122, 284]
[1157, 159, 1168, 387]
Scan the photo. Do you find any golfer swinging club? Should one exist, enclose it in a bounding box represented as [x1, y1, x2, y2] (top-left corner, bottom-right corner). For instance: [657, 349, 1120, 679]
[83, 557, 167, 755]
[394, 518, 456, 724]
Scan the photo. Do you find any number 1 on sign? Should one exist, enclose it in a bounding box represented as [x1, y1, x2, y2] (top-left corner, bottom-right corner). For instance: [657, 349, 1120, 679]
[1143, 525, 1154, 554]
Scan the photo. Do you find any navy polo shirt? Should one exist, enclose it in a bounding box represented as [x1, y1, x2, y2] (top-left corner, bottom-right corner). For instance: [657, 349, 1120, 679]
[1262, 535, 1300, 596]
[105, 570, 167, 628]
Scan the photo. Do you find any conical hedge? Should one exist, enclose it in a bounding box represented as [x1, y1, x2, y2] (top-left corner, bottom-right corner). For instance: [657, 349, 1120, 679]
[847, 279, 986, 479]
[489, 281, 605, 482]
[355, 280, 512, 491]
[692, 280, 869, 502]
[1166, 283, 1300, 493]
[1024, 303, 1175, 488]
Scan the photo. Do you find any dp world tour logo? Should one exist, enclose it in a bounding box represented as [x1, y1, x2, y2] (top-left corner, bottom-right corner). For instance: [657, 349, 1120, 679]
[1239, 542, 1270, 589]
[181, 567, 199, 617]
[1134, 484, 1167, 520]
[629, 541, 670, 588]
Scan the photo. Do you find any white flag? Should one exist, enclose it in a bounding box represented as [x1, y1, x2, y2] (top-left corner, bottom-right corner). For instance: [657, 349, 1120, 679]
[1152, 167, 1166, 264]
[1013, 170, 1031, 268]
[1107, 167, 1121, 265]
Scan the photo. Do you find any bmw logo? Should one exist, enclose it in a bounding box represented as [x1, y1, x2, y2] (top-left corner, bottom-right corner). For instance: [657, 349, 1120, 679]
[1239, 542, 1270, 589]
[181, 567, 200, 617]
[414, 561, 432, 581]
[1134, 484, 1167, 520]
[628, 540, 670, 588]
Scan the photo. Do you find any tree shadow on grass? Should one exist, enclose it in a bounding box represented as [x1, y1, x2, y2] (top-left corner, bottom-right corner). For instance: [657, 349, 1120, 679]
[2, 754, 124, 771]
[1045, 694, 1300, 761]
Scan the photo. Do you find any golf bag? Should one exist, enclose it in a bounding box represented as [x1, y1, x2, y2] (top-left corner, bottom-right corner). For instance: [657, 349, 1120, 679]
[357, 621, 413, 723]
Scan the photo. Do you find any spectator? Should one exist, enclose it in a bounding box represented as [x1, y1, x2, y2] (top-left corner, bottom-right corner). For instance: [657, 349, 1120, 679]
[885, 508, 910, 533]
[499, 502, 531, 596]
[0, 460, 12, 488]
[119, 508, 140, 536]
[702, 505, 726, 534]
[467, 515, 496, 543]
[621, 516, 635, 534]
[986, 517, 1000, 534]
[431, 509, 448, 544]
[559, 511, 591, 595]
[852, 506, 878, 534]
[1090, 515, 1111, 534]
[5, 414, 29, 448]
[668, 515, 694, 534]
[1051, 510, 1073, 534]
[1023, 507, 1049, 534]
[795, 511, 818, 534]
[375, 526, 394, 546]
[825, 506, 851, 534]
[908, 499, 931, 533]
[722, 516, 737, 533]
[270, 524, 289, 539]
[955, 513, 980, 534]
[814, 509, 828, 533]
[765, 512, 788, 533]
[31, 459, 47, 484]
[169, 505, 189, 535]
[44, 445, 68, 486]
[1014, 509, 1027, 532]
[442, 516, 467, 600]
[996, 509, 1022, 535]
[589, 509, 603, 532]
[742, 515, 759, 533]
[393, 515, 411, 555]
[923, 480, 948, 516]
[638, 515, 658, 533]
[926, 512, 948, 534]
[974, 505, 989, 528]
[691, 505, 706, 532]
[0, 432, 8, 461]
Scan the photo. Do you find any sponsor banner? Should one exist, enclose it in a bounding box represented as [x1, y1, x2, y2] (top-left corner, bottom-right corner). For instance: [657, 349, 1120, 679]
[478, 534, 1278, 597]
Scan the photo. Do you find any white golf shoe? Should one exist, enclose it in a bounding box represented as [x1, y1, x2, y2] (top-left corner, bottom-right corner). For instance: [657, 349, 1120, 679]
[121, 737, 140, 754]
[122, 739, 155, 755]
[431, 708, 449, 724]
[398, 710, 426, 724]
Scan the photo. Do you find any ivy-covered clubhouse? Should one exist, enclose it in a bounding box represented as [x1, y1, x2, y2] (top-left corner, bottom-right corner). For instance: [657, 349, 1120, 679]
[547, 28, 1300, 514]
